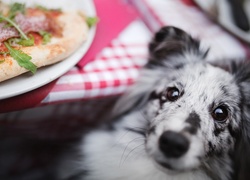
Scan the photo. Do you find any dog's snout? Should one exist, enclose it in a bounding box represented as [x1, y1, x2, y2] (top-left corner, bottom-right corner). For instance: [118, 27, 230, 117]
[159, 131, 189, 158]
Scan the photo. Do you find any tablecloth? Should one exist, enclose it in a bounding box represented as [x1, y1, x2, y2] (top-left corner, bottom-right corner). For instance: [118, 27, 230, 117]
[1, 0, 250, 113]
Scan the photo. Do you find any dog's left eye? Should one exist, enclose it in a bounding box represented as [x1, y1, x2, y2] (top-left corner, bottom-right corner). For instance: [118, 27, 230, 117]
[212, 106, 229, 122]
[166, 87, 180, 101]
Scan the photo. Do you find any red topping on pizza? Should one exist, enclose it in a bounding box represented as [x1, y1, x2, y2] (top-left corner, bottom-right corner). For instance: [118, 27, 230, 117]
[28, 32, 43, 45]
[14, 13, 49, 34]
[0, 7, 62, 43]
[0, 23, 19, 42]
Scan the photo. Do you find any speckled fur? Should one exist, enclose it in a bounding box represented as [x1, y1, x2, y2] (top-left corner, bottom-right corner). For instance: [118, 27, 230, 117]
[59, 27, 250, 180]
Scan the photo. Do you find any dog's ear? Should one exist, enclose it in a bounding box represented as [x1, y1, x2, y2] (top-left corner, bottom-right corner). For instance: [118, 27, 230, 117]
[231, 62, 250, 180]
[148, 26, 209, 68]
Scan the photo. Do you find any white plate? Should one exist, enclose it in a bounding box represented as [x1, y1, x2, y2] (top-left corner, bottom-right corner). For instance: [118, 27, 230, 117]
[0, 0, 96, 100]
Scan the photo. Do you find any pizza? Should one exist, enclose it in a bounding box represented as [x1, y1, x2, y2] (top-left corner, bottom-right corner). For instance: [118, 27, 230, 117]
[0, 2, 95, 82]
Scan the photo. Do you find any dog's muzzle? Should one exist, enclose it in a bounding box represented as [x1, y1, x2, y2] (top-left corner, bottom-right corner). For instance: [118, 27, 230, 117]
[159, 131, 190, 158]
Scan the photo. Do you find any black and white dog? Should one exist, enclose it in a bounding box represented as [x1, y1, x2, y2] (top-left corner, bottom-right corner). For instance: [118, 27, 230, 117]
[60, 26, 250, 180]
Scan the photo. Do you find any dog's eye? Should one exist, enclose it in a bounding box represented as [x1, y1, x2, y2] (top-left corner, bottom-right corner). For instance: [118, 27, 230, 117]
[212, 106, 228, 122]
[166, 87, 180, 101]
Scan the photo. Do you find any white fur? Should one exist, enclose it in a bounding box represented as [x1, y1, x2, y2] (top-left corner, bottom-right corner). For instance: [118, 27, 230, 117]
[80, 113, 210, 180]
[76, 61, 237, 180]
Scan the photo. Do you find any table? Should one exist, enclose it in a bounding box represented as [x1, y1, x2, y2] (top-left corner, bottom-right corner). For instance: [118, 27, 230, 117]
[1, 0, 249, 115]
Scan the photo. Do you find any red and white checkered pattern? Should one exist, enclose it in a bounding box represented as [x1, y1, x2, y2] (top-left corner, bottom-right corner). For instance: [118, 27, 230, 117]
[42, 20, 151, 103]
[42, 0, 250, 104]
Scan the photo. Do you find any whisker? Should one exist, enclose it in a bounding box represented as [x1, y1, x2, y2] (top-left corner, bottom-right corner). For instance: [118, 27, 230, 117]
[124, 127, 146, 137]
[114, 131, 130, 146]
[139, 110, 151, 124]
[119, 137, 145, 167]
[120, 143, 145, 166]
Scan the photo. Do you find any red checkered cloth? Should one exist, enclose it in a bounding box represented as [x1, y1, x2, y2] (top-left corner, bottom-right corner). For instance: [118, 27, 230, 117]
[43, 0, 250, 104]
[42, 21, 151, 104]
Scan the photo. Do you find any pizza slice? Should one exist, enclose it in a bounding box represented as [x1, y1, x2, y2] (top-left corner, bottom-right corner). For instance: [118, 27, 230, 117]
[0, 2, 95, 82]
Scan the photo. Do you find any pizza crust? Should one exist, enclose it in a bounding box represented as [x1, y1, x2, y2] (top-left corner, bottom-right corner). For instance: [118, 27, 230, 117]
[0, 11, 88, 82]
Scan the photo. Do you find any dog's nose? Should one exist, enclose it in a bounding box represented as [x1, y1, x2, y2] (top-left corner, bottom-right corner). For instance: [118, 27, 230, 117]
[159, 131, 189, 158]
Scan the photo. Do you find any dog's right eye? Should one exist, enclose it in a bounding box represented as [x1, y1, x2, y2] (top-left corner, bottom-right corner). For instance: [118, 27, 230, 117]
[212, 105, 229, 122]
[166, 87, 180, 102]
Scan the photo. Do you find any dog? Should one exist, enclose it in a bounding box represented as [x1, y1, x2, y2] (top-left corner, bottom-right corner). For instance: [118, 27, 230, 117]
[59, 26, 250, 180]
